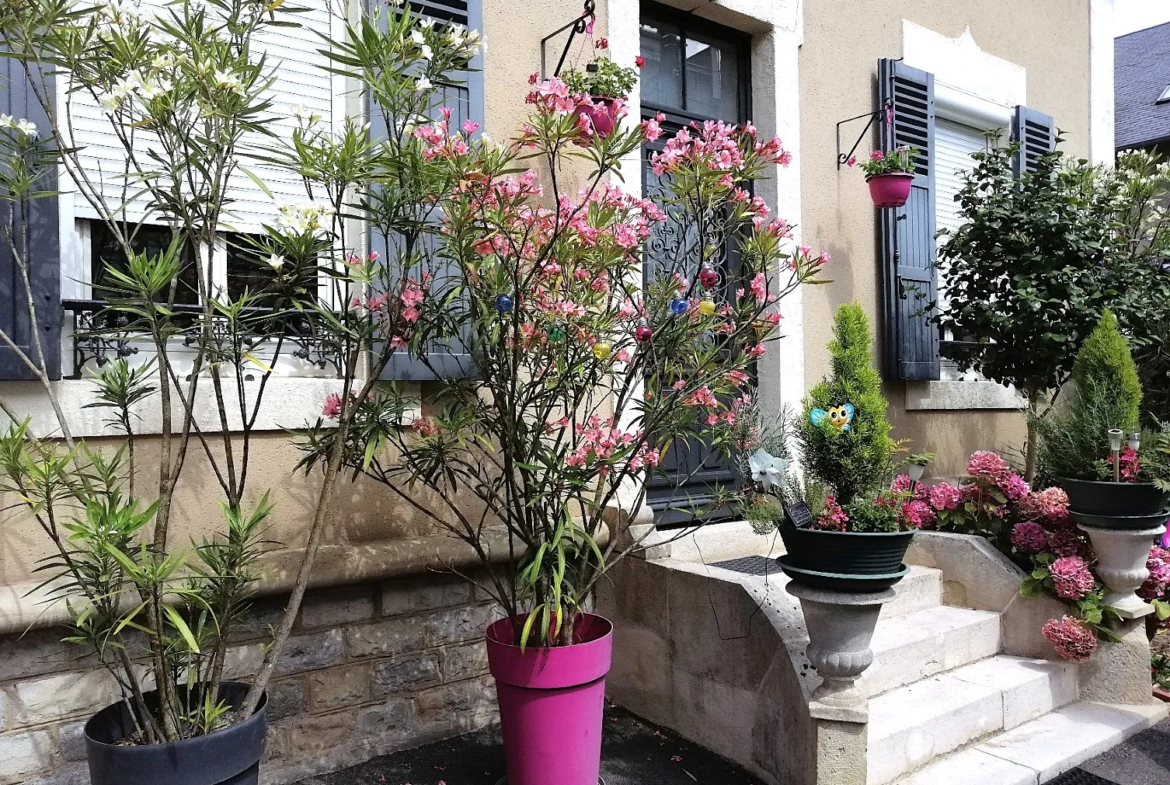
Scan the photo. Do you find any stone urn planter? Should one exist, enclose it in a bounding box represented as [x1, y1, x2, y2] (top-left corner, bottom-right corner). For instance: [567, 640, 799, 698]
[787, 582, 895, 722]
[1080, 522, 1167, 617]
[85, 683, 267, 785]
[486, 613, 613, 785]
[777, 523, 914, 591]
[865, 172, 913, 208]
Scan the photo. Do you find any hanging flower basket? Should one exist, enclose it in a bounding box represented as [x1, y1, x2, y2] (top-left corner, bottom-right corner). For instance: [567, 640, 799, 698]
[573, 96, 621, 144]
[866, 172, 914, 208]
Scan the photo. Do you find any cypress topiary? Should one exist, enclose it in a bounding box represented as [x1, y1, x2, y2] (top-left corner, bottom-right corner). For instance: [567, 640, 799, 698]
[800, 303, 896, 506]
[1037, 310, 1143, 480]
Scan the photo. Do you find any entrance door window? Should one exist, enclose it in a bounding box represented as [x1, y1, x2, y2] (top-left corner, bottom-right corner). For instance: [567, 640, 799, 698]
[640, 3, 751, 527]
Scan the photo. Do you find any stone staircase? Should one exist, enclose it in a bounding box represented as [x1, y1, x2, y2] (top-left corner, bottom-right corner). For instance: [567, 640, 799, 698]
[601, 524, 1168, 785]
[855, 565, 1164, 785]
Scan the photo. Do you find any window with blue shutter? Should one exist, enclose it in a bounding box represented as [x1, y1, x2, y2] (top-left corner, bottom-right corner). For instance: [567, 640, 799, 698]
[878, 58, 939, 382]
[0, 58, 60, 381]
[1011, 105, 1056, 176]
[377, 0, 482, 381]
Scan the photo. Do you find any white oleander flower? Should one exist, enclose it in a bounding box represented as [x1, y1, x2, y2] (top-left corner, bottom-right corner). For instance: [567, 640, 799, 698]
[213, 69, 243, 95]
[267, 253, 285, 271]
[414, 76, 432, 92]
[15, 120, 38, 138]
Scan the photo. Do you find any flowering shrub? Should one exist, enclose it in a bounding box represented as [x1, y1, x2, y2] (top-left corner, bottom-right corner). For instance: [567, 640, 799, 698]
[296, 33, 825, 648]
[561, 39, 640, 99]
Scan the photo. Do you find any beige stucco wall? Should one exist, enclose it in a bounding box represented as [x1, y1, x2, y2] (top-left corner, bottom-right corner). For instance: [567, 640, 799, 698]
[799, 0, 1092, 476]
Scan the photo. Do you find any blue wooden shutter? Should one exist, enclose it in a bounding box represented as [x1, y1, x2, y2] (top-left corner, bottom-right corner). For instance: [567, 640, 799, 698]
[0, 58, 60, 381]
[1011, 105, 1055, 176]
[878, 58, 939, 382]
[377, 0, 482, 381]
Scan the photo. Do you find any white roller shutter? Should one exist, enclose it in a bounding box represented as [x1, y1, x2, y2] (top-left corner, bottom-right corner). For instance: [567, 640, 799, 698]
[63, 0, 336, 232]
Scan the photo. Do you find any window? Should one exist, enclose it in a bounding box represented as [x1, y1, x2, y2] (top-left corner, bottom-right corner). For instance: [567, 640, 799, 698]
[1158, 85, 1170, 104]
[90, 222, 198, 304]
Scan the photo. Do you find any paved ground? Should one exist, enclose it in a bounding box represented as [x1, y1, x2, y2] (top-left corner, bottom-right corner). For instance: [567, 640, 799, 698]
[297, 705, 1170, 785]
[295, 703, 761, 785]
[1051, 716, 1170, 785]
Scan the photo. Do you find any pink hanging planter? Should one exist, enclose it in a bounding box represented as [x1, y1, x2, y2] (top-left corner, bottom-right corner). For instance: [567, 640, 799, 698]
[486, 613, 614, 785]
[866, 173, 913, 208]
[573, 97, 620, 146]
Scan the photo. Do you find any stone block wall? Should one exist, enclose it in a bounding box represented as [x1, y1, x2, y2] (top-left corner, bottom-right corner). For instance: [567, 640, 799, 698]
[0, 572, 501, 785]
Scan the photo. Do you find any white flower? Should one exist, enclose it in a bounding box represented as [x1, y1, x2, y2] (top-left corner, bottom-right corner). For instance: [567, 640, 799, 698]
[0, 114, 14, 129]
[290, 103, 307, 118]
[267, 253, 285, 271]
[15, 120, 37, 138]
[446, 23, 464, 43]
[419, 17, 435, 28]
[419, 44, 433, 61]
[411, 29, 425, 46]
[414, 76, 432, 92]
[213, 69, 243, 95]
[152, 51, 175, 70]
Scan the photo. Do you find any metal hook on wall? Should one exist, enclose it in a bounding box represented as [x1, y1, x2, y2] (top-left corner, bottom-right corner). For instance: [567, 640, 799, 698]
[836, 99, 893, 169]
[540, 0, 597, 79]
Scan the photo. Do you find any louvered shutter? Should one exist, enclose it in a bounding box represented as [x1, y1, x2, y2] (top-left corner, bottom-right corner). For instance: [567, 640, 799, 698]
[0, 59, 61, 380]
[878, 58, 940, 382]
[1011, 105, 1056, 176]
[379, 0, 482, 380]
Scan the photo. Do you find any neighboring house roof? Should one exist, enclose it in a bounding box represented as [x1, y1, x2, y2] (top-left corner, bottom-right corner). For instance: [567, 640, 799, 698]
[1116, 22, 1170, 149]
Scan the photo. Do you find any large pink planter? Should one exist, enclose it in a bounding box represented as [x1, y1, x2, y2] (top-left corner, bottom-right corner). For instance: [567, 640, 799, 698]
[572, 97, 620, 146]
[866, 172, 914, 208]
[486, 614, 614, 785]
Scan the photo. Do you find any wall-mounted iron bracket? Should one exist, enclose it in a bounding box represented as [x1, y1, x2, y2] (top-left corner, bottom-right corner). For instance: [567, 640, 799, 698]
[540, 0, 596, 79]
[836, 99, 893, 169]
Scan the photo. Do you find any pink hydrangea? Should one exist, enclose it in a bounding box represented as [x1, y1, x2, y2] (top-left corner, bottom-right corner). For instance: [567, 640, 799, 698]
[1011, 521, 1049, 555]
[891, 475, 914, 494]
[1042, 616, 1098, 662]
[900, 499, 937, 529]
[1018, 487, 1070, 522]
[967, 451, 1009, 481]
[998, 473, 1031, 501]
[1047, 527, 1082, 558]
[1140, 546, 1170, 600]
[927, 482, 962, 512]
[1049, 556, 1096, 600]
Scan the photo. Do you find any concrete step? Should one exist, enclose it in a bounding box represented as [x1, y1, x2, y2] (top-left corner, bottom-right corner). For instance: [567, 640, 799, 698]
[880, 566, 942, 619]
[859, 605, 1002, 697]
[866, 656, 1078, 785]
[890, 701, 1169, 785]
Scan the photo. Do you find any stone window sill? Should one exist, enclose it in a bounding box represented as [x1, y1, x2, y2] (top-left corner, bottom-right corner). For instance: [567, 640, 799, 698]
[905, 380, 1025, 411]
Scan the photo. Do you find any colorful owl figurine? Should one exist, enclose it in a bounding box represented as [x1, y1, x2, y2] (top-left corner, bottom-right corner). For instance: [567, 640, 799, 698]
[810, 403, 855, 432]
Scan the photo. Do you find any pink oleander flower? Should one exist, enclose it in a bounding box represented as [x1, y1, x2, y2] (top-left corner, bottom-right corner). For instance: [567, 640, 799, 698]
[684, 385, 718, 408]
[967, 451, 1009, 481]
[1108, 447, 1142, 482]
[322, 392, 342, 420]
[928, 482, 962, 512]
[999, 473, 1031, 501]
[900, 499, 937, 529]
[1018, 487, 1070, 522]
[1043, 616, 1098, 662]
[413, 415, 440, 437]
[1011, 521, 1049, 555]
[1049, 556, 1096, 600]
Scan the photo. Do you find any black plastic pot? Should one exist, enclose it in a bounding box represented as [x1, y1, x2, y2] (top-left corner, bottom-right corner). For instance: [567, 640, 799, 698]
[777, 524, 915, 590]
[1060, 478, 1170, 531]
[85, 683, 267, 785]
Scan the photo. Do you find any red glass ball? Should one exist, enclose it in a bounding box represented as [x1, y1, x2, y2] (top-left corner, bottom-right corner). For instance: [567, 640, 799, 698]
[634, 325, 653, 344]
[699, 267, 720, 290]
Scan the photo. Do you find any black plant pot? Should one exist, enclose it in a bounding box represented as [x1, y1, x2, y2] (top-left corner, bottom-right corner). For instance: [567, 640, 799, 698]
[1060, 478, 1170, 531]
[777, 524, 915, 591]
[85, 683, 267, 785]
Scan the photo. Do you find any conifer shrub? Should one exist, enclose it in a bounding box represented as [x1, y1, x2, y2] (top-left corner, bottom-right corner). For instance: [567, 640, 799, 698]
[800, 303, 896, 507]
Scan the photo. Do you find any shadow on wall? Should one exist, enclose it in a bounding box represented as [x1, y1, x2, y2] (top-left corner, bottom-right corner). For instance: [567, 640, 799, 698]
[887, 396, 1028, 479]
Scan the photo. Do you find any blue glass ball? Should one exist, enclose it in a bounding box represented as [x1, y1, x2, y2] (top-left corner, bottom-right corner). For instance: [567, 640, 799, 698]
[495, 294, 514, 313]
[670, 298, 690, 315]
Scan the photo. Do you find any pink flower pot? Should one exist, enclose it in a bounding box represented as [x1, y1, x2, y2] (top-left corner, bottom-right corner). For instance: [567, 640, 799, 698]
[866, 173, 914, 208]
[572, 97, 619, 146]
[486, 613, 614, 785]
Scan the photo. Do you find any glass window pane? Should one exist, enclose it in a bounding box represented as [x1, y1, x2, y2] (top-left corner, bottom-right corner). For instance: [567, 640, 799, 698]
[640, 20, 683, 111]
[684, 31, 740, 119]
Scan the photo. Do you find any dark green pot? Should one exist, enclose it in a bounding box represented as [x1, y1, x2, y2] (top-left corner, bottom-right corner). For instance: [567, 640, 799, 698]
[777, 523, 915, 577]
[1060, 478, 1170, 531]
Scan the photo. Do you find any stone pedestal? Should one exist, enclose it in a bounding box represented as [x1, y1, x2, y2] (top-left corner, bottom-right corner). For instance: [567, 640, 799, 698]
[1079, 524, 1165, 618]
[1079, 616, 1155, 705]
[787, 583, 896, 723]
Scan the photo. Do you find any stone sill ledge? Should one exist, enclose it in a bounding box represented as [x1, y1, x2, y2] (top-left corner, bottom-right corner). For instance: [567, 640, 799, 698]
[906, 380, 1025, 411]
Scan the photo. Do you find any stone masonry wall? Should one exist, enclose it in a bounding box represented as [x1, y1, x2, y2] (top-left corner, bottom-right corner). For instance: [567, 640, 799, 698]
[0, 572, 501, 785]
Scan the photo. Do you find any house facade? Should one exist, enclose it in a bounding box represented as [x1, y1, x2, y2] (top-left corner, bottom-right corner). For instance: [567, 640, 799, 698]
[0, 1, 1118, 784]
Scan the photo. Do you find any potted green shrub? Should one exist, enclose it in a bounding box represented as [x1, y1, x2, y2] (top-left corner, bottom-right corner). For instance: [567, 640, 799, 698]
[561, 38, 639, 141]
[1036, 311, 1170, 530]
[850, 146, 919, 208]
[742, 304, 914, 592]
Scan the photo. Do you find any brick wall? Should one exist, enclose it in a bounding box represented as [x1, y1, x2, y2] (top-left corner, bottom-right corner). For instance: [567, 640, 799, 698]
[0, 572, 501, 785]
